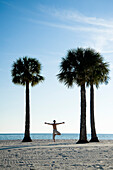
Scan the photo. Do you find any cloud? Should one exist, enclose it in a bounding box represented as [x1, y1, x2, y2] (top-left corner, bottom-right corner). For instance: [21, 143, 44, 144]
[54, 11, 113, 29]
[26, 18, 113, 35]
[102, 50, 113, 54]
[34, 6, 113, 38]
[3, 1, 113, 54]
[39, 6, 113, 29]
[25, 6, 113, 54]
[43, 7, 113, 53]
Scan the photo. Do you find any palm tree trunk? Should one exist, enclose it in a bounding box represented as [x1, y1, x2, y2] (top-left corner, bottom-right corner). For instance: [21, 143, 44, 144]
[90, 84, 99, 142]
[22, 81, 32, 142]
[77, 83, 88, 143]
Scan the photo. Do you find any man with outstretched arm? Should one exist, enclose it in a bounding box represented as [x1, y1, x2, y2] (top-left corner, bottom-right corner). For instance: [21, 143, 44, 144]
[45, 120, 65, 142]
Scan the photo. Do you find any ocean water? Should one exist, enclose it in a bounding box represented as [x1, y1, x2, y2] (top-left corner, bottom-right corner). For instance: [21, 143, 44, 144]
[0, 133, 113, 140]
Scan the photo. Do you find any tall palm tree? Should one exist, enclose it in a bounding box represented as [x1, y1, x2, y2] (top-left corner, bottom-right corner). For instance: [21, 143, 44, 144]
[11, 57, 44, 142]
[85, 49, 109, 142]
[57, 48, 90, 143]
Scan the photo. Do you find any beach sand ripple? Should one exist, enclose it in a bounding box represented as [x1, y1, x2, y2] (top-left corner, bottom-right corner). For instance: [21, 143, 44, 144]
[0, 139, 113, 169]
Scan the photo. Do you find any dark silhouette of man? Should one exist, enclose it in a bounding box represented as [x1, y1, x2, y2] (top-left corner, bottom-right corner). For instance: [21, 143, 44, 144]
[45, 120, 65, 142]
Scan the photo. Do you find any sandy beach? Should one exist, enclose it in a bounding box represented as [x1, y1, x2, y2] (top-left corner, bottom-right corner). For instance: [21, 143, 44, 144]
[0, 139, 113, 169]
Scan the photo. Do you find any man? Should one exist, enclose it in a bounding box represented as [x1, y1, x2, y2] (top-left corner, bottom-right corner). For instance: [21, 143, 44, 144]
[45, 120, 65, 142]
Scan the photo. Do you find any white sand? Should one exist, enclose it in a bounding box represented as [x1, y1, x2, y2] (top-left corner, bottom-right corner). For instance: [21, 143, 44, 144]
[0, 139, 113, 169]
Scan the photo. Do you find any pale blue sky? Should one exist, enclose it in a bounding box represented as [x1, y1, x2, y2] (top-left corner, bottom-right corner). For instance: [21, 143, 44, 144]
[0, 0, 113, 134]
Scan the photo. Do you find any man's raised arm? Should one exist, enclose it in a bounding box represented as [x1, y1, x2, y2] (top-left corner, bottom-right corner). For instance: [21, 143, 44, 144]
[56, 122, 65, 125]
[44, 122, 53, 125]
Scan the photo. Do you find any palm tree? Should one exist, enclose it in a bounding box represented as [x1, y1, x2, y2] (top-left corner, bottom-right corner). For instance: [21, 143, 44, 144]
[85, 49, 109, 142]
[11, 57, 44, 142]
[57, 48, 90, 143]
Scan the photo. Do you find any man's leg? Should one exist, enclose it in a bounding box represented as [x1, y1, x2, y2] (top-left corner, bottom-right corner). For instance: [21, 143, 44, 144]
[53, 130, 61, 142]
[56, 130, 61, 135]
[53, 134, 56, 142]
[53, 131, 56, 142]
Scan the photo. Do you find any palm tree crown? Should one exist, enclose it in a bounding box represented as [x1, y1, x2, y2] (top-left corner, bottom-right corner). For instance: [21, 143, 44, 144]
[85, 49, 109, 87]
[12, 56, 44, 86]
[57, 48, 90, 87]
